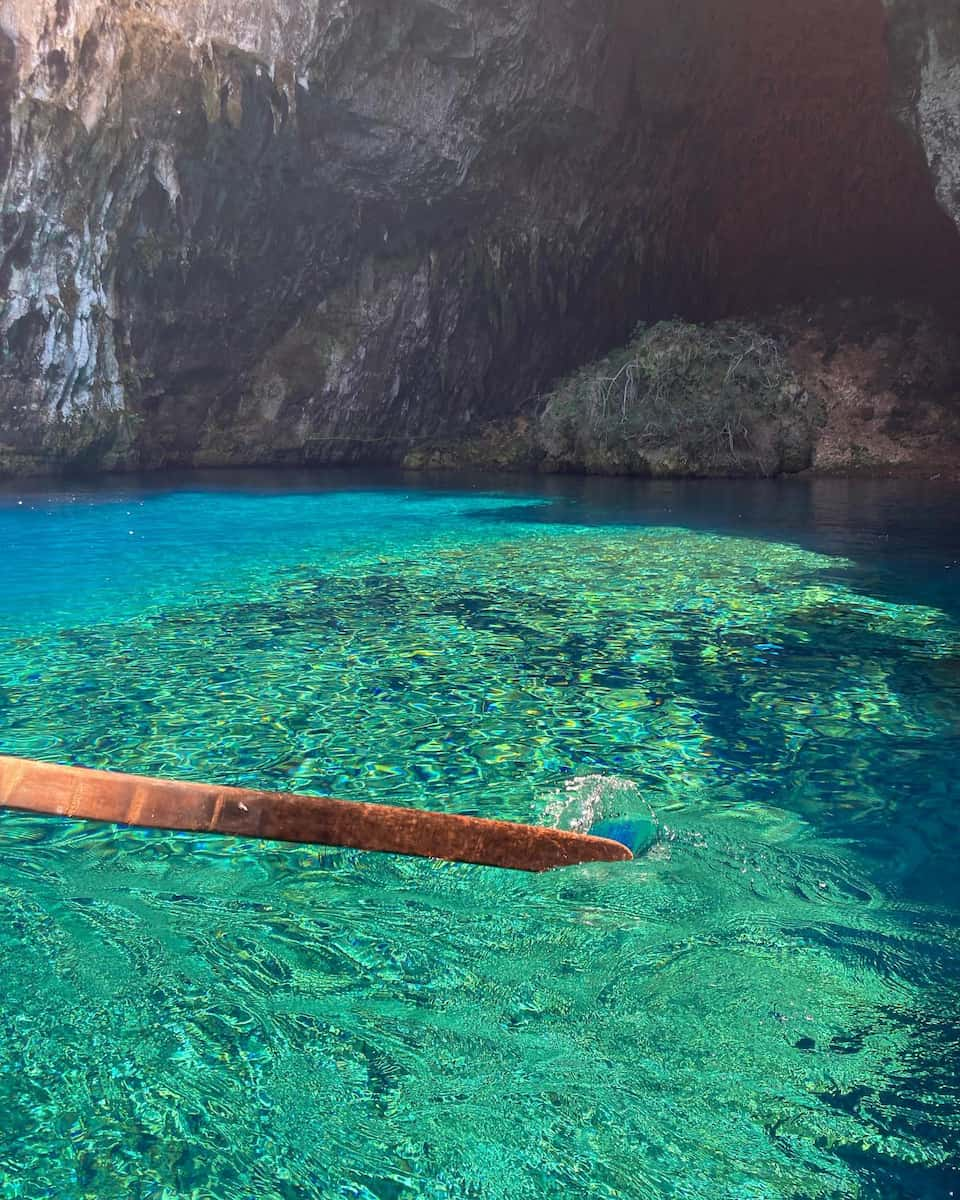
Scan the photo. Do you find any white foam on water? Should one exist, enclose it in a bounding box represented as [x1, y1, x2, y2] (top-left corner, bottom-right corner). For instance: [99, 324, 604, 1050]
[541, 773, 655, 833]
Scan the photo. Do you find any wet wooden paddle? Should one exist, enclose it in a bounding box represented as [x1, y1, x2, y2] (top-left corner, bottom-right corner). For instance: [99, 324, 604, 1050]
[0, 756, 632, 872]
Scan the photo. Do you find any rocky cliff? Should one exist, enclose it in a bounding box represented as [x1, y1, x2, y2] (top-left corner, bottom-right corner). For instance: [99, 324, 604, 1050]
[886, 0, 960, 234]
[1, 0, 958, 475]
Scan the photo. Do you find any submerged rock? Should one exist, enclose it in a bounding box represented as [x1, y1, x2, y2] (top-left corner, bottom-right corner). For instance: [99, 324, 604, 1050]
[0, 0, 958, 475]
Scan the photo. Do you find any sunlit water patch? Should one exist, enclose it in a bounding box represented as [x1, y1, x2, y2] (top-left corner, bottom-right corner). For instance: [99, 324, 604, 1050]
[0, 476, 957, 1199]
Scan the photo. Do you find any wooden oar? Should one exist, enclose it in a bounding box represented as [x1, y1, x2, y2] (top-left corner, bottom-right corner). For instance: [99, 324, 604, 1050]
[0, 756, 632, 872]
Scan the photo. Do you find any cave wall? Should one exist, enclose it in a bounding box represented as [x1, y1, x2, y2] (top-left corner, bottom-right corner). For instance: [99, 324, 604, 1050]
[0, 0, 958, 474]
[886, 0, 960, 233]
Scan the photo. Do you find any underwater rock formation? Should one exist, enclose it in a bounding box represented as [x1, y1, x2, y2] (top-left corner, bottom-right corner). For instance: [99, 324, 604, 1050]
[0, 0, 958, 475]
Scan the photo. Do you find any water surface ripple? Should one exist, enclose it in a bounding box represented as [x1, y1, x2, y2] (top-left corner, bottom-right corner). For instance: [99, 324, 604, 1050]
[0, 473, 957, 1199]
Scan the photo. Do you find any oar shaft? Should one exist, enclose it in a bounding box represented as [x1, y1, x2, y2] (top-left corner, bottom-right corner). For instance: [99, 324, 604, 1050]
[0, 756, 631, 872]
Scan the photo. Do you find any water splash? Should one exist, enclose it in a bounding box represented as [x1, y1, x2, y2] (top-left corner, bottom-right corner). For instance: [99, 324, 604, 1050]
[541, 774, 659, 854]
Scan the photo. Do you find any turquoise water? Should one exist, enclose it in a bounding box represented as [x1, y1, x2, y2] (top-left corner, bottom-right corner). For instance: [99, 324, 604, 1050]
[0, 470, 958, 1200]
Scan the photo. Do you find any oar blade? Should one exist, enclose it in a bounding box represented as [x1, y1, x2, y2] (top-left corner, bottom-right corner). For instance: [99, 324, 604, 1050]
[0, 756, 632, 872]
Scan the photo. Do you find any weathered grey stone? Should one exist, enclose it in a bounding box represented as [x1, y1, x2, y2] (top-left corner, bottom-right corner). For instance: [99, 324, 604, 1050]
[886, 0, 960, 233]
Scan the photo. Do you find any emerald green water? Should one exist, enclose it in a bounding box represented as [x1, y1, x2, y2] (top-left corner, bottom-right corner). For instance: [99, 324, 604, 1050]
[0, 471, 957, 1199]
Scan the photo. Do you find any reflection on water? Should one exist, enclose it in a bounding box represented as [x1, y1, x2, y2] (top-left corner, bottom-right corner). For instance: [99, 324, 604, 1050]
[0, 472, 957, 1199]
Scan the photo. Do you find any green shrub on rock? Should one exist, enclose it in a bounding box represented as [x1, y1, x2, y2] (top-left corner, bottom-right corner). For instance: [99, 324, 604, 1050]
[539, 319, 820, 476]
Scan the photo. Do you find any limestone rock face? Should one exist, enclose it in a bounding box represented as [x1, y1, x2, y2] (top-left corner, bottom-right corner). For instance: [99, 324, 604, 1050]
[886, 0, 960, 234]
[0, 0, 958, 474]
